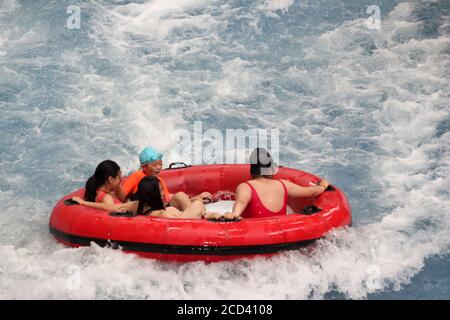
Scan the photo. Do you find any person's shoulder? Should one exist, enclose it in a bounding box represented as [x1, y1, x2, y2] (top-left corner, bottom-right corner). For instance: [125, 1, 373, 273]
[279, 178, 294, 185]
[101, 193, 115, 203]
[236, 182, 251, 194]
[237, 182, 250, 189]
[279, 179, 297, 189]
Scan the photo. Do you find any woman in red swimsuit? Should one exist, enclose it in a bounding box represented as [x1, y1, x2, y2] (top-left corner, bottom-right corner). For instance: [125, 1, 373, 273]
[72, 160, 135, 211]
[224, 148, 330, 220]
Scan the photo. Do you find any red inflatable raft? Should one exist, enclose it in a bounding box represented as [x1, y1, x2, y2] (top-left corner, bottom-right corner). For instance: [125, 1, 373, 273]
[49, 164, 351, 262]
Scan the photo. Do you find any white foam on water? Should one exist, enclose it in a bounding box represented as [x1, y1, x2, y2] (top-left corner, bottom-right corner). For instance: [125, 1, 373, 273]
[0, 0, 18, 15]
[259, 0, 295, 14]
[1, 0, 449, 299]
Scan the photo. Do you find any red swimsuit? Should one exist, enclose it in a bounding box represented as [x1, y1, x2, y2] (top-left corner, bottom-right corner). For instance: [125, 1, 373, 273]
[96, 190, 122, 204]
[241, 180, 288, 218]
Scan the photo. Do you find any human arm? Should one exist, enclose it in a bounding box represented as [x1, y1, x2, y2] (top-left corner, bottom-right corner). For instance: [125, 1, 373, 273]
[282, 178, 330, 198]
[222, 183, 251, 220]
[71, 195, 137, 212]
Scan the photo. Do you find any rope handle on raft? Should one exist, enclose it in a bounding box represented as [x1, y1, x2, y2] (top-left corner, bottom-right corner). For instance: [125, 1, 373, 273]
[167, 162, 192, 170]
[300, 205, 323, 215]
[64, 199, 79, 206]
[316, 180, 335, 191]
[109, 211, 137, 218]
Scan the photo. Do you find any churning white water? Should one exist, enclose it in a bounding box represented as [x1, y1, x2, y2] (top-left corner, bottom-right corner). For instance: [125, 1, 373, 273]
[0, 0, 449, 299]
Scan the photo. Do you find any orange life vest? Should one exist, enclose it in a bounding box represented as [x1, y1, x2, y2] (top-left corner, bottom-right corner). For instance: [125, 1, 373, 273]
[122, 170, 172, 203]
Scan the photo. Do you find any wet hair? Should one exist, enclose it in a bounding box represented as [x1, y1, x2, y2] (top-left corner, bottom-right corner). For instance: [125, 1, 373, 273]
[135, 176, 165, 214]
[84, 160, 121, 202]
[249, 147, 277, 177]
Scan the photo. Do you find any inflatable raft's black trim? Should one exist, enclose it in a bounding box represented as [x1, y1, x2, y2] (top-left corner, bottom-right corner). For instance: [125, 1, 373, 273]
[206, 217, 242, 223]
[49, 226, 317, 256]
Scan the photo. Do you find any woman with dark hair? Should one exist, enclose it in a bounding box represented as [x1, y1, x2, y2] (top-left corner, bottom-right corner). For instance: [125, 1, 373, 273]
[72, 160, 136, 212]
[223, 148, 330, 220]
[73, 163, 214, 219]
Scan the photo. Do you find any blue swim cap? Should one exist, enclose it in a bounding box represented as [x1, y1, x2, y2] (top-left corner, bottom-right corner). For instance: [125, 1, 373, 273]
[139, 147, 163, 165]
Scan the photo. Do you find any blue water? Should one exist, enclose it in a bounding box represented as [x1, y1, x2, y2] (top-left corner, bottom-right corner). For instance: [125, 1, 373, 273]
[1, 0, 449, 299]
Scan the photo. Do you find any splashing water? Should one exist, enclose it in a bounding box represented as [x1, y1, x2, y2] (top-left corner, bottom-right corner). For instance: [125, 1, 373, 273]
[0, 0, 449, 299]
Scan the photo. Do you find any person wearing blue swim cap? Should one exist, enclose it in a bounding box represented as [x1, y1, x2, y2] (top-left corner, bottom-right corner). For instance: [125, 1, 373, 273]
[139, 147, 163, 170]
[120, 147, 212, 211]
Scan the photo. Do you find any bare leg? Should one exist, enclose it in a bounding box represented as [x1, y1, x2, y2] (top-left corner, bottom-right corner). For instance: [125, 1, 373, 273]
[169, 192, 192, 211]
[180, 200, 205, 219]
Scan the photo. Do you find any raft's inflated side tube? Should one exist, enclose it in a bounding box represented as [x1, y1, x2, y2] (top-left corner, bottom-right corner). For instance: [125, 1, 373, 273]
[49, 164, 352, 262]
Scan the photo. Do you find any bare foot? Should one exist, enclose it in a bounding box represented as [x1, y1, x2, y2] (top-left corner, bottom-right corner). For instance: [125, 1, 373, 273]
[223, 212, 241, 220]
[203, 212, 241, 221]
[203, 212, 224, 220]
